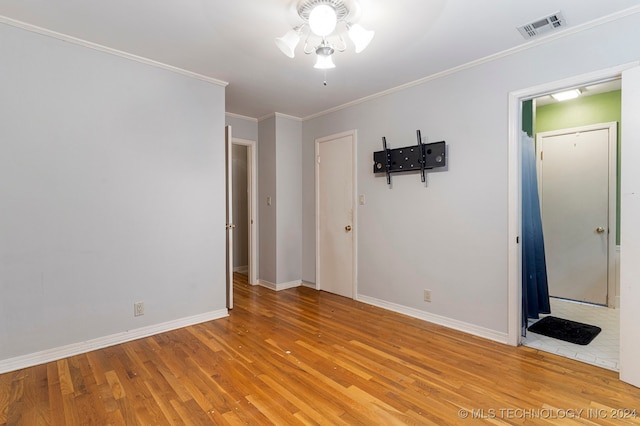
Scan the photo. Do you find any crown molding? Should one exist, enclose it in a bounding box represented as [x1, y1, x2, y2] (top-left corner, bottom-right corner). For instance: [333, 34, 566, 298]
[258, 112, 303, 122]
[302, 4, 640, 121]
[226, 112, 258, 122]
[275, 112, 303, 121]
[0, 16, 229, 87]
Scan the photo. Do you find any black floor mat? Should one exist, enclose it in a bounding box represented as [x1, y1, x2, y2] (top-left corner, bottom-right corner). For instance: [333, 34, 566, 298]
[527, 316, 601, 345]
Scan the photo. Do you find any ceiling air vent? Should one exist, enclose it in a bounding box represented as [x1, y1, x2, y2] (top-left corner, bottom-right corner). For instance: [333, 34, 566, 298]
[518, 11, 566, 39]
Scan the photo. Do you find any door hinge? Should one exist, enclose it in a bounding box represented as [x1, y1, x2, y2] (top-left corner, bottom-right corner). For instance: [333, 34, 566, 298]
[540, 151, 543, 161]
[317, 155, 321, 164]
[516, 236, 520, 244]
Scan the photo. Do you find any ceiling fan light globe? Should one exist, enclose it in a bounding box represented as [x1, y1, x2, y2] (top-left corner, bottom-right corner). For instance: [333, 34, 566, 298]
[309, 4, 337, 36]
[314, 54, 336, 69]
[348, 24, 374, 53]
[275, 29, 301, 58]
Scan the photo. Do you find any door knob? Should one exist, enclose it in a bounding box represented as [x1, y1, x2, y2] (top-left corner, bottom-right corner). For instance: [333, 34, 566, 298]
[226, 224, 236, 230]
[345, 225, 352, 231]
[596, 227, 605, 234]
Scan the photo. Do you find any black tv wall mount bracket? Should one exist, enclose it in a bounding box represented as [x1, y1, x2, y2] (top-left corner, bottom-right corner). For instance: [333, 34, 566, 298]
[373, 130, 446, 186]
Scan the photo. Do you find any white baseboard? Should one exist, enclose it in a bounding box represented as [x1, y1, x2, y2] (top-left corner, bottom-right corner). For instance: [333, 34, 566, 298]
[0, 309, 228, 374]
[257, 279, 302, 291]
[257, 279, 277, 290]
[356, 295, 509, 345]
[301, 280, 317, 289]
[234, 265, 249, 274]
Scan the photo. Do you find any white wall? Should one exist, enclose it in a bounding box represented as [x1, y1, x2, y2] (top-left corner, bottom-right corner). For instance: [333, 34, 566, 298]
[275, 116, 303, 284]
[226, 114, 258, 142]
[258, 117, 277, 283]
[256, 115, 302, 286]
[0, 23, 227, 362]
[302, 12, 640, 336]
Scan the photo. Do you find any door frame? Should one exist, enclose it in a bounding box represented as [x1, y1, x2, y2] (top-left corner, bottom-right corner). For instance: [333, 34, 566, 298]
[232, 138, 258, 286]
[506, 62, 638, 346]
[225, 126, 233, 309]
[315, 129, 358, 297]
[619, 65, 640, 388]
[535, 122, 617, 307]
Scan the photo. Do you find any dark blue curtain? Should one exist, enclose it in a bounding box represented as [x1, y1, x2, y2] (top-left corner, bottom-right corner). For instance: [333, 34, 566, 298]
[521, 131, 550, 329]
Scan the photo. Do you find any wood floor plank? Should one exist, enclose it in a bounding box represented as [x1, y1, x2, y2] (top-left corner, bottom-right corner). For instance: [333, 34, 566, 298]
[0, 373, 10, 424]
[169, 398, 211, 426]
[140, 368, 183, 425]
[5, 372, 24, 425]
[56, 359, 74, 397]
[1, 273, 639, 425]
[257, 373, 349, 426]
[45, 363, 66, 425]
[18, 364, 49, 425]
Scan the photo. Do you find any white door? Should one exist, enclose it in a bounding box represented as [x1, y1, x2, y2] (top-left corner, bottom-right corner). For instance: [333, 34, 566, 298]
[225, 126, 234, 309]
[537, 125, 614, 305]
[620, 65, 640, 388]
[316, 131, 356, 298]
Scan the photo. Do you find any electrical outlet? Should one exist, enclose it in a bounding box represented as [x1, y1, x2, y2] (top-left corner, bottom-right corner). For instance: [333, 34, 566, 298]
[423, 290, 431, 303]
[134, 302, 144, 316]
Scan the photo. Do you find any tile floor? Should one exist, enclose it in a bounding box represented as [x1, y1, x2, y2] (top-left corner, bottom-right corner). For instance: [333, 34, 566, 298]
[522, 297, 619, 371]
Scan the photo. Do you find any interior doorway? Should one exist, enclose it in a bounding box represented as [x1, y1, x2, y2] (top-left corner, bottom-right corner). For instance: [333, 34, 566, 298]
[523, 86, 619, 370]
[507, 63, 640, 388]
[232, 138, 258, 286]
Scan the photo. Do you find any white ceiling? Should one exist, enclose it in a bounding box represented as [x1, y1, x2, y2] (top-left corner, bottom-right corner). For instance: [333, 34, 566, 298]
[1, 0, 639, 119]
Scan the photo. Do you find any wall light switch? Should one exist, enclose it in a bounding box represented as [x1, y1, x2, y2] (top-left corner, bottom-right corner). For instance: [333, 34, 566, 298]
[359, 195, 366, 205]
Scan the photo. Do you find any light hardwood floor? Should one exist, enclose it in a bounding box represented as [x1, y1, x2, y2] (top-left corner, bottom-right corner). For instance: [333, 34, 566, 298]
[1, 273, 639, 425]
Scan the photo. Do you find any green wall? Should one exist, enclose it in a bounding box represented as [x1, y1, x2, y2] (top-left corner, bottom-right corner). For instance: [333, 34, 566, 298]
[536, 90, 621, 244]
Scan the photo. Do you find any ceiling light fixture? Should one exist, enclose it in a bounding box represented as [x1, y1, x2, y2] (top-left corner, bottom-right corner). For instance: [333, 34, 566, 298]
[314, 41, 336, 69]
[551, 88, 582, 102]
[275, 0, 374, 72]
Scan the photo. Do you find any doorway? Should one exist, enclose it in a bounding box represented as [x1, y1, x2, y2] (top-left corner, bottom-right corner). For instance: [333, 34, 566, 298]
[226, 133, 258, 311]
[507, 63, 640, 388]
[315, 130, 357, 298]
[232, 138, 258, 286]
[524, 89, 619, 370]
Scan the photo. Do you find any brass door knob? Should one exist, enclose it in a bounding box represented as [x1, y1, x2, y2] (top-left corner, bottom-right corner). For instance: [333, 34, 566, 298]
[596, 227, 605, 234]
[345, 225, 352, 231]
